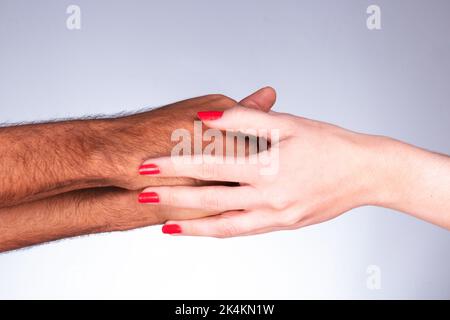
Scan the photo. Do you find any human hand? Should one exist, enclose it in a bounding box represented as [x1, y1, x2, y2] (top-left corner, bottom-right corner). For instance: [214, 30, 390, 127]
[138, 106, 398, 236]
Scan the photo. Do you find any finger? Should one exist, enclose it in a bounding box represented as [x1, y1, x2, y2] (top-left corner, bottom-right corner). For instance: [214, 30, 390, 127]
[139, 185, 259, 211]
[197, 105, 288, 140]
[159, 207, 218, 221]
[239, 87, 277, 112]
[140, 154, 261, 183]
[162, 210, 281, 238]
[237, 220, 307, 237]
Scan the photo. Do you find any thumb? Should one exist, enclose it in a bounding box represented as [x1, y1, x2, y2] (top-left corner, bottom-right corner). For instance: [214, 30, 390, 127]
[239, 87, 277, 112]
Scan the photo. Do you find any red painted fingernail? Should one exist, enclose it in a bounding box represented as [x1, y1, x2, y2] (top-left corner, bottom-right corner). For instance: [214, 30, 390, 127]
[197, 111, 223, 121]
[162, 224, 182, 234]
[139, 163, 160, 175]
[138, 192, 160, 203]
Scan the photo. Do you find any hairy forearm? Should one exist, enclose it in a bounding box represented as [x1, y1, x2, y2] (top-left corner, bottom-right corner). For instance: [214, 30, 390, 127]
[0, 186, 213, 253]
[0, 188, 115, 252]
[0, 187, 155, 252]
[0, 119, 116, 206]
[0, 94, 236, 208]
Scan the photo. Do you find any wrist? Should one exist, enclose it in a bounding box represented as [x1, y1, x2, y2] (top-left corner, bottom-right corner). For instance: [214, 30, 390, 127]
[95, 188, 163, 232]
[88, 117, 154, 189]
[359, 134, 409, 208]
[76, 118, 129, 187]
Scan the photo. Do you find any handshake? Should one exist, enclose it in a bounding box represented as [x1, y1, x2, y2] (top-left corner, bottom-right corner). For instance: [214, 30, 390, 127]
[0, 87, 449, 252]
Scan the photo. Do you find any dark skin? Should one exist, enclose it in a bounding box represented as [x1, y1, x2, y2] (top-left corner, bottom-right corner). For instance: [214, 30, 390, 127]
[0, 88, 277, 252]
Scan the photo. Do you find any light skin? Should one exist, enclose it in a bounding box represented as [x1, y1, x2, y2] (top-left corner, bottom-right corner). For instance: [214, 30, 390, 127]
[141, 103, 450, 237]
[0, 88, 277, 252]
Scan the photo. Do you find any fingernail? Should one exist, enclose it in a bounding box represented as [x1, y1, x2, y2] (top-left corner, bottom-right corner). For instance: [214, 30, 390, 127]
[138, 192, 160, 203]
[197, 111, 223, 121]
[162, 224, 182, 234]
[139, 163, 160, 175]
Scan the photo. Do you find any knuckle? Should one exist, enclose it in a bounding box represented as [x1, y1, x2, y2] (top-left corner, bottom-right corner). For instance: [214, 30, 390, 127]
[166, 188, 178, 206]
[274, 113, 297, 134]
[199, 162, 218, 180]
[196, 94, 236, 109]
[268, 194, 292, 210]
[215, 218, 239, 238]
[207, 94, 236, 105]
[199, 188, 220, 210]
[232, 106, 248, 117]
[227, 105, 246, 119]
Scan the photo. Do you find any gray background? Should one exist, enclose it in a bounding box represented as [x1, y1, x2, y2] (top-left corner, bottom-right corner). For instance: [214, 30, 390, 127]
[0, 0, 449, 299]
